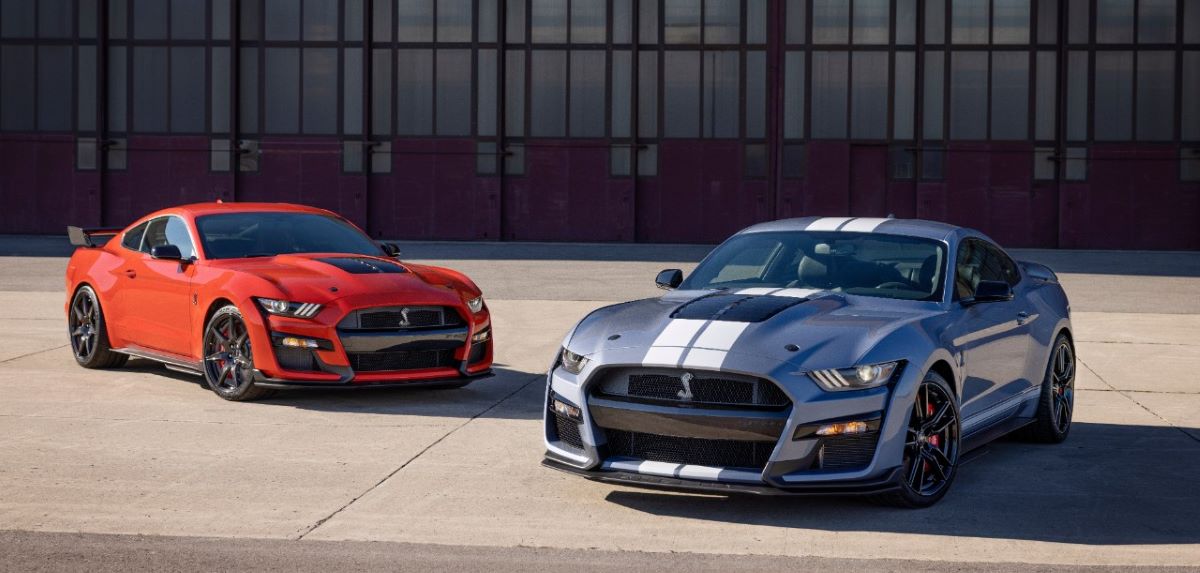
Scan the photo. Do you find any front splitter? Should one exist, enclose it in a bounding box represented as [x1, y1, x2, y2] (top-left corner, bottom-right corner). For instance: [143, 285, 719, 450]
[542, 455, 902, 496]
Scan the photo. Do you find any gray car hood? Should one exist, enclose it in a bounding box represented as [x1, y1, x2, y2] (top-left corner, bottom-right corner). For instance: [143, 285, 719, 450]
[567, 289, 943, 371]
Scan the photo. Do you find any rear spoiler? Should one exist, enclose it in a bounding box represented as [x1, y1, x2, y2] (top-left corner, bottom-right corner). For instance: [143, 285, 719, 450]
[67, 226, 123, 248]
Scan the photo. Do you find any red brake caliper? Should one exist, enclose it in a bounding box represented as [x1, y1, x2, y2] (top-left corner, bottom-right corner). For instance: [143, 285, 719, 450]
[924, 401, 938, 473]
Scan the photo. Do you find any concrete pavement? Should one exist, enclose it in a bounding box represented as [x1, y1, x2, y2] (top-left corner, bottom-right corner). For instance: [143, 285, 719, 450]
[0, 238, 1198, 570]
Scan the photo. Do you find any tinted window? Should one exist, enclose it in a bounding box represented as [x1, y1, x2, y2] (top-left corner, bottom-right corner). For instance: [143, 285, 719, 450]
[955, 239, 1018, 298]
[984, 243, 1021, 286]
[196, 212, 384, 259]
[122, 221, 149, 251]
[681, 231, 947, 302]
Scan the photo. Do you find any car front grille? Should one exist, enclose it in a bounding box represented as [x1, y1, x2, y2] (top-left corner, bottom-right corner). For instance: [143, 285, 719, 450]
[604, 429, 776, 470]
[594, 368, 790, 409]
[817, 431, 880, 471]
[274, 346, 318, 371]
[348, 349, 456, 372]
[341, 306, 463, 330]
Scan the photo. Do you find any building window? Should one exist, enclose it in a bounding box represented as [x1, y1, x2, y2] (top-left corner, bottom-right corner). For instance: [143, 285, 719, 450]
[782, 143, 806, 178]
[1094, 51, 1133, 141]
[811, 51, 848, 138]
[664, 51, 701, 137]
[1033, 147, 1056, 180]
[744, 143, 768, 178]
[1063, 147, 1087, 181]
[1136, 51, 1174, 141]
[850, 51, 888, 139]
[1182, 150, 1200, 182]
[477, 141, 498, 175]
[991, 52, 1029, 140]
[891, 146, 915, 180]
[637, 143, 658, 176]
[783, 52, 806, 138]
[610, 145, 632, 176]
[505, 143, 526, 175]
[212, 138, 233, 172]
[921, 148, 945, 180]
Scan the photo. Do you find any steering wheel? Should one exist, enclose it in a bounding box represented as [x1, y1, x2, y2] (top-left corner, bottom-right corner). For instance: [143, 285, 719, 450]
[875, 281, 913, 290]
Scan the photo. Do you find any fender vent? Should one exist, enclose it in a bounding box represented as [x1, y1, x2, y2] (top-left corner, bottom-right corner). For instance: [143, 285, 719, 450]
[671, 294, 805, 323]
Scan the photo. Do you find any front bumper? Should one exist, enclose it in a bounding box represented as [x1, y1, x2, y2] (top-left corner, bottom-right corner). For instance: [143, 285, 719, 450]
[542, 346, 919, 491]
[241, 294, 494, 386]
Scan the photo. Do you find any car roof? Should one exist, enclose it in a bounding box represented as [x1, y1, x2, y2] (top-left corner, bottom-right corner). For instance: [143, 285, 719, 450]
[146, 202, 336, 220]
[738, 216, 971, 243]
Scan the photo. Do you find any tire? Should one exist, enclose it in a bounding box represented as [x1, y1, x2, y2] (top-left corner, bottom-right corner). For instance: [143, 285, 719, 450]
[68, 285, 128, 369]
[874, 370, 961, 509]
[1017, 333, 1075, 443]
[201, 305, 274, 402]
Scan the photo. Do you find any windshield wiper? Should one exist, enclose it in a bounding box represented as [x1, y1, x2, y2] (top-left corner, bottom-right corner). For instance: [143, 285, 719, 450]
[241, 252, 278, 258]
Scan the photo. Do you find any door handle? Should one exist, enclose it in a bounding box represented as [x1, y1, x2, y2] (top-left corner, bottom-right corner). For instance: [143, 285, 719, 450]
[1016, 311, 1030, 325]
[123, 269, 137, 279]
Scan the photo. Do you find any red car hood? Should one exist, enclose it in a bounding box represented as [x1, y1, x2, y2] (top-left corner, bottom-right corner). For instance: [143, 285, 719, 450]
[207, 253, 469, 305]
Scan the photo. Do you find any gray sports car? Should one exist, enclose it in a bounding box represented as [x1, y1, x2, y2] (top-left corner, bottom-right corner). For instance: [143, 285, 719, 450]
[543, 217, 1075, 507]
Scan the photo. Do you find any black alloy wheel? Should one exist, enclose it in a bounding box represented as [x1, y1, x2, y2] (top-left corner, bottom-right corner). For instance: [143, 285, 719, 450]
[1020, 333, 1076, 443]
[1049, 340, 1075, 434]
[68, 286, 127, 369]
[202, 306, 272, 401]
[876, 371, 960, 508]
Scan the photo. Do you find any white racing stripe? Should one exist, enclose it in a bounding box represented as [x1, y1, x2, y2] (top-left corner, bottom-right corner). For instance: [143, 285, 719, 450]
[771, 288, 823, 299]
[650, 319, 707, 347]
[840, 217, 890, 233]
[601, 459, 763, 483]
[735, 287, 781, 295]
[805, 216, 855, 231]
[681, 348, 728, 369]
[692, 321, 750, 350]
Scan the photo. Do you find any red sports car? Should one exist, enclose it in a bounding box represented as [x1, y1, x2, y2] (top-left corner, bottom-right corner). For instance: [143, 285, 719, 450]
[65, 202, 493, 401]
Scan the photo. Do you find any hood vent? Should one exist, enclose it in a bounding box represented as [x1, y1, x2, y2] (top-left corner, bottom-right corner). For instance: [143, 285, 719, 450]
[316, 257, 407, 274]
[671, 293, 806, 323]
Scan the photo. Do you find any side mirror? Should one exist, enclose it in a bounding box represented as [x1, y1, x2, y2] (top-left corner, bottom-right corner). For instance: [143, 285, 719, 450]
[150, 244, 183, 261]
[655, 269, 683, 290]
[964, 280, 1013, 305]
[380, 242, 401, 257]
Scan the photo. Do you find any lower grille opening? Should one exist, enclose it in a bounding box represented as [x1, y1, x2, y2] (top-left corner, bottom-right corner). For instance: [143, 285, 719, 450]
[467, 342, 487, 365]
[817, 431, 880, 471]
[274, 346, 318, 371]
[348, 349, 456, 372]
[553, 413, 585, 450]
[604, 429, 775, 470]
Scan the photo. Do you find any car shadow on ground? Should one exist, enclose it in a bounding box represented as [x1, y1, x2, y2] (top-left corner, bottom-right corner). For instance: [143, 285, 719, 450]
[124, 358, 545, 420]
[602, 422, 1200, 546]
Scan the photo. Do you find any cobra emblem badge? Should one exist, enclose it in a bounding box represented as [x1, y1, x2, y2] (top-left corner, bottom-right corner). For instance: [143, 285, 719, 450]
[677, 372, 695, 401]
[398, 307, 411, 327]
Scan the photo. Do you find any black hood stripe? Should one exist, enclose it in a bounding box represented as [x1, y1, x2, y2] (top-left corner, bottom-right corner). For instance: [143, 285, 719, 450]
[316, 257, 407, 274]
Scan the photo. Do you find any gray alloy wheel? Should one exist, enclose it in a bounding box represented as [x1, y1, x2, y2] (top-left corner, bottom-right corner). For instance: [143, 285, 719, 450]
[68, 286, 127, 369]
[202, 305, 273, 401]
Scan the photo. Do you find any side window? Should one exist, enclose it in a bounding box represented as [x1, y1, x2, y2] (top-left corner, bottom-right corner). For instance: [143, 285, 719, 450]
[954, 240, 985, 299]
[121, 221, 148, 251]
[984, 243, 1021, 287]
[141, 218, 168, 253]
[163, 217, 197, 259]
[142, 217, 196, 259]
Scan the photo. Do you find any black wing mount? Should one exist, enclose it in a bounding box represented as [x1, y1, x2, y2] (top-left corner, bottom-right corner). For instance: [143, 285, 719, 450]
[67, 226, 123, 248]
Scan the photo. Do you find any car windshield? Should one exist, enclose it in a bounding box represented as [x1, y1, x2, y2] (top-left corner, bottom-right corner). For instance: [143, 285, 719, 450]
[680, 231, 947, 301]
[195, 212, 384, 260]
